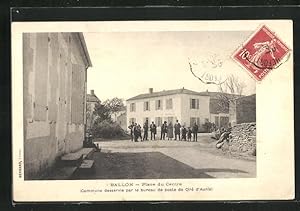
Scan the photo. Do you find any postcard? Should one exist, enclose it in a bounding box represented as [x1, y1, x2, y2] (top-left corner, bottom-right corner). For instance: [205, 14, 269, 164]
[12, 20, 294, 202]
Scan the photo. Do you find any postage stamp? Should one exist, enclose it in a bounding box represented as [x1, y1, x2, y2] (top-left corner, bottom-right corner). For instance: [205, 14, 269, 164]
[232, 25, 290, 81]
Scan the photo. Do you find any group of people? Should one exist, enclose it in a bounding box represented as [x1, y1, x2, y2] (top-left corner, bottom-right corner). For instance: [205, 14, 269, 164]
[128, 120, 199, 142]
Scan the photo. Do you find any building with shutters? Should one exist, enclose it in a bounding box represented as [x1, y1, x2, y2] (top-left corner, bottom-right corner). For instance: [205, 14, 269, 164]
[197, 91, 243, 129]
[126, 88, 211, 132]
[86, 89, 101, 130]
[23, 32, 92, 179]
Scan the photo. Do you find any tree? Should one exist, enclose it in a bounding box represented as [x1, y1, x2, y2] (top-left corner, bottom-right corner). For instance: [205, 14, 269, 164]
[216, 74, 246, 112]
[103, 97, 125, 121]
[90, 98, 127, 139]
[93, 102, 112, 124]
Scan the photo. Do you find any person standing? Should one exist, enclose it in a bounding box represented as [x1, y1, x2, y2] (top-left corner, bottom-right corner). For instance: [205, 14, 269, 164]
[167, 122, 174, 140]
[174, 120, 181, 140]
[133, 123, 139, 142]
[143, 120, 149, 141]
[128, 122, 135, 142]
[192, 122, 199, 142]
[187, 127, 192, 142]
[160, 121, 167, 140]
[137, 124, 142, 141]
[150, 121, 157, 140]
[181, 125, 187, 141]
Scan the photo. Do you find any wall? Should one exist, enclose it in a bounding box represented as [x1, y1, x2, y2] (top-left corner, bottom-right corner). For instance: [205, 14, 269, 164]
[23, 33, 89, 179]
[126, 94, 182, 129]
[126, 93, 210, 132]
[86, 101, 97, 130]
[180, 94, 210, 129]
[116, 112, 127, 131]
[230, 94, 256, 125]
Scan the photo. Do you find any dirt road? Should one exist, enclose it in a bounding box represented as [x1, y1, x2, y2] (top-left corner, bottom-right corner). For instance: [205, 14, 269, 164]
[72, 135, 256, 179]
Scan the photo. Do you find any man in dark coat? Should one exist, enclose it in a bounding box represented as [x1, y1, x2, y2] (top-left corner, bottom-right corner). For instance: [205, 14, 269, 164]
[128, 122, 135, 142]
[133, 123, 139, 142]
[174, 120, 181, 140]
[181, 126, 187, 141]
[150, 121, 157, 140]
[160, 121, 167, 140]
[192, 122, 199, 142]
[143, 120, 149, 141]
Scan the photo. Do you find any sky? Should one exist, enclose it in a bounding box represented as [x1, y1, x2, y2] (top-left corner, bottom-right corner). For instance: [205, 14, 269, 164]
[84, 31, 256, 102]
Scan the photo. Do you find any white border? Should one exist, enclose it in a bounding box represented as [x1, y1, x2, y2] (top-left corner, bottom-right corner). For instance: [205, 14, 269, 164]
[12, 20, 294, 202]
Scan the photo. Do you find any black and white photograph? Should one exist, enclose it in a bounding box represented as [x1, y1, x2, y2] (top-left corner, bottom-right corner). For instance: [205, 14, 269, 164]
[22, 30, 257, 180]
[12, 20, 294, 201]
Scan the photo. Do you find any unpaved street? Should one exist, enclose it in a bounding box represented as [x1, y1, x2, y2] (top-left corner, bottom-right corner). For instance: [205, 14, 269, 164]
[72, 135, 256, 179]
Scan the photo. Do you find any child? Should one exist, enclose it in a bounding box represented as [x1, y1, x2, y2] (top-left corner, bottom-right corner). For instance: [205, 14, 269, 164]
[187, 127, 192, 141]
[181, 126, 187, 141]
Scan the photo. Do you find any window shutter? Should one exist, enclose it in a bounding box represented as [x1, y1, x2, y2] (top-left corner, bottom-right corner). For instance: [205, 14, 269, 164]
[144, 102, 146, 111]
[197, 99, 200, 109]
[34, 33, 49, 121]
[190, 98, 192, 109]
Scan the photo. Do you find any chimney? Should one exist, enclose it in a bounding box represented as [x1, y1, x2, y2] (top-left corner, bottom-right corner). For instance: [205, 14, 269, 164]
[90, 90, 95, 95]
[149, 88, 153, 94]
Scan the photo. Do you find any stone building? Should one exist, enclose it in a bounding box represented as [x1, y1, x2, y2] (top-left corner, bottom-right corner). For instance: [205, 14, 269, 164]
[126, 88, 211, 131]
[23, 32, 92, 179]
[116, 110, 127, 131]
[86, 89, 101, 130]
[198, 91, 241, 129]
[229, 94, 256, 125]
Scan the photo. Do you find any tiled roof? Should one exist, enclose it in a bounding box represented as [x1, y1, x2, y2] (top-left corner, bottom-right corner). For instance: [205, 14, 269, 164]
[204, 92, 247, 114]
[197, 91, 242, 100]
[127, 88, 209, 101]
[87, 94, 100, 103]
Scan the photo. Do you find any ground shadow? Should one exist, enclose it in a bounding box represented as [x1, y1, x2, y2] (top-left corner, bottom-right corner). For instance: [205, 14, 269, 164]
[71, 152, 248, 179]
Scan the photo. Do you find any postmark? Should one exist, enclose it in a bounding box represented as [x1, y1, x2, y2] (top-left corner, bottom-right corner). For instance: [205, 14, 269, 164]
[232, 25, 290, 81]
[188, 54, 228, 85]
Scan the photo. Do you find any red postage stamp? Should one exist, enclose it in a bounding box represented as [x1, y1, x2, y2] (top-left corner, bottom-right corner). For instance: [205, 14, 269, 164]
[232, 25, 290, 81]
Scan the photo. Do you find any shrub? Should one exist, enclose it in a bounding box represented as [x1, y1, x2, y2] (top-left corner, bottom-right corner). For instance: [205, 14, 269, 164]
[91, 120, 128, 139]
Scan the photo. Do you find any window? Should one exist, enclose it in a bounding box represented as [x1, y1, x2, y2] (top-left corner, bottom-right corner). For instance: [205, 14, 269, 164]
[155, 117, 162, 127]
[190, 98, 199, 109]
[190, 117, 200, 127]
[130, 103, 136, 112]
[166, 98, 173, 109]
[144, 101, 150, 111]
[129, 118, 136, 124]
[34, 33, 49, 121]
[155, 100, 162, 110]
[220, 116, 229, 128]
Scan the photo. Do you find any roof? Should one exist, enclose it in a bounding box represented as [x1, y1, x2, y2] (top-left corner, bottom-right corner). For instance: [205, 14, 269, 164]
[197, 91, 242, 100]
[127, 88, 209, 101]
[87, 94, 100, 103]
[77, 33, 92, 68]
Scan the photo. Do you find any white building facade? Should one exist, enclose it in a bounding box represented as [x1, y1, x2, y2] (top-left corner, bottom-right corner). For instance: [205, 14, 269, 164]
[126, 88, 211, 131]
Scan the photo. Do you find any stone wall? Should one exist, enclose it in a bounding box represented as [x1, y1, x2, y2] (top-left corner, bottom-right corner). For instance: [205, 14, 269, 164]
[236, 94, 256, 124]
[23, 33, 90, 180]
[221, 122, 256, 157]
[229, 94, 256, 125]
